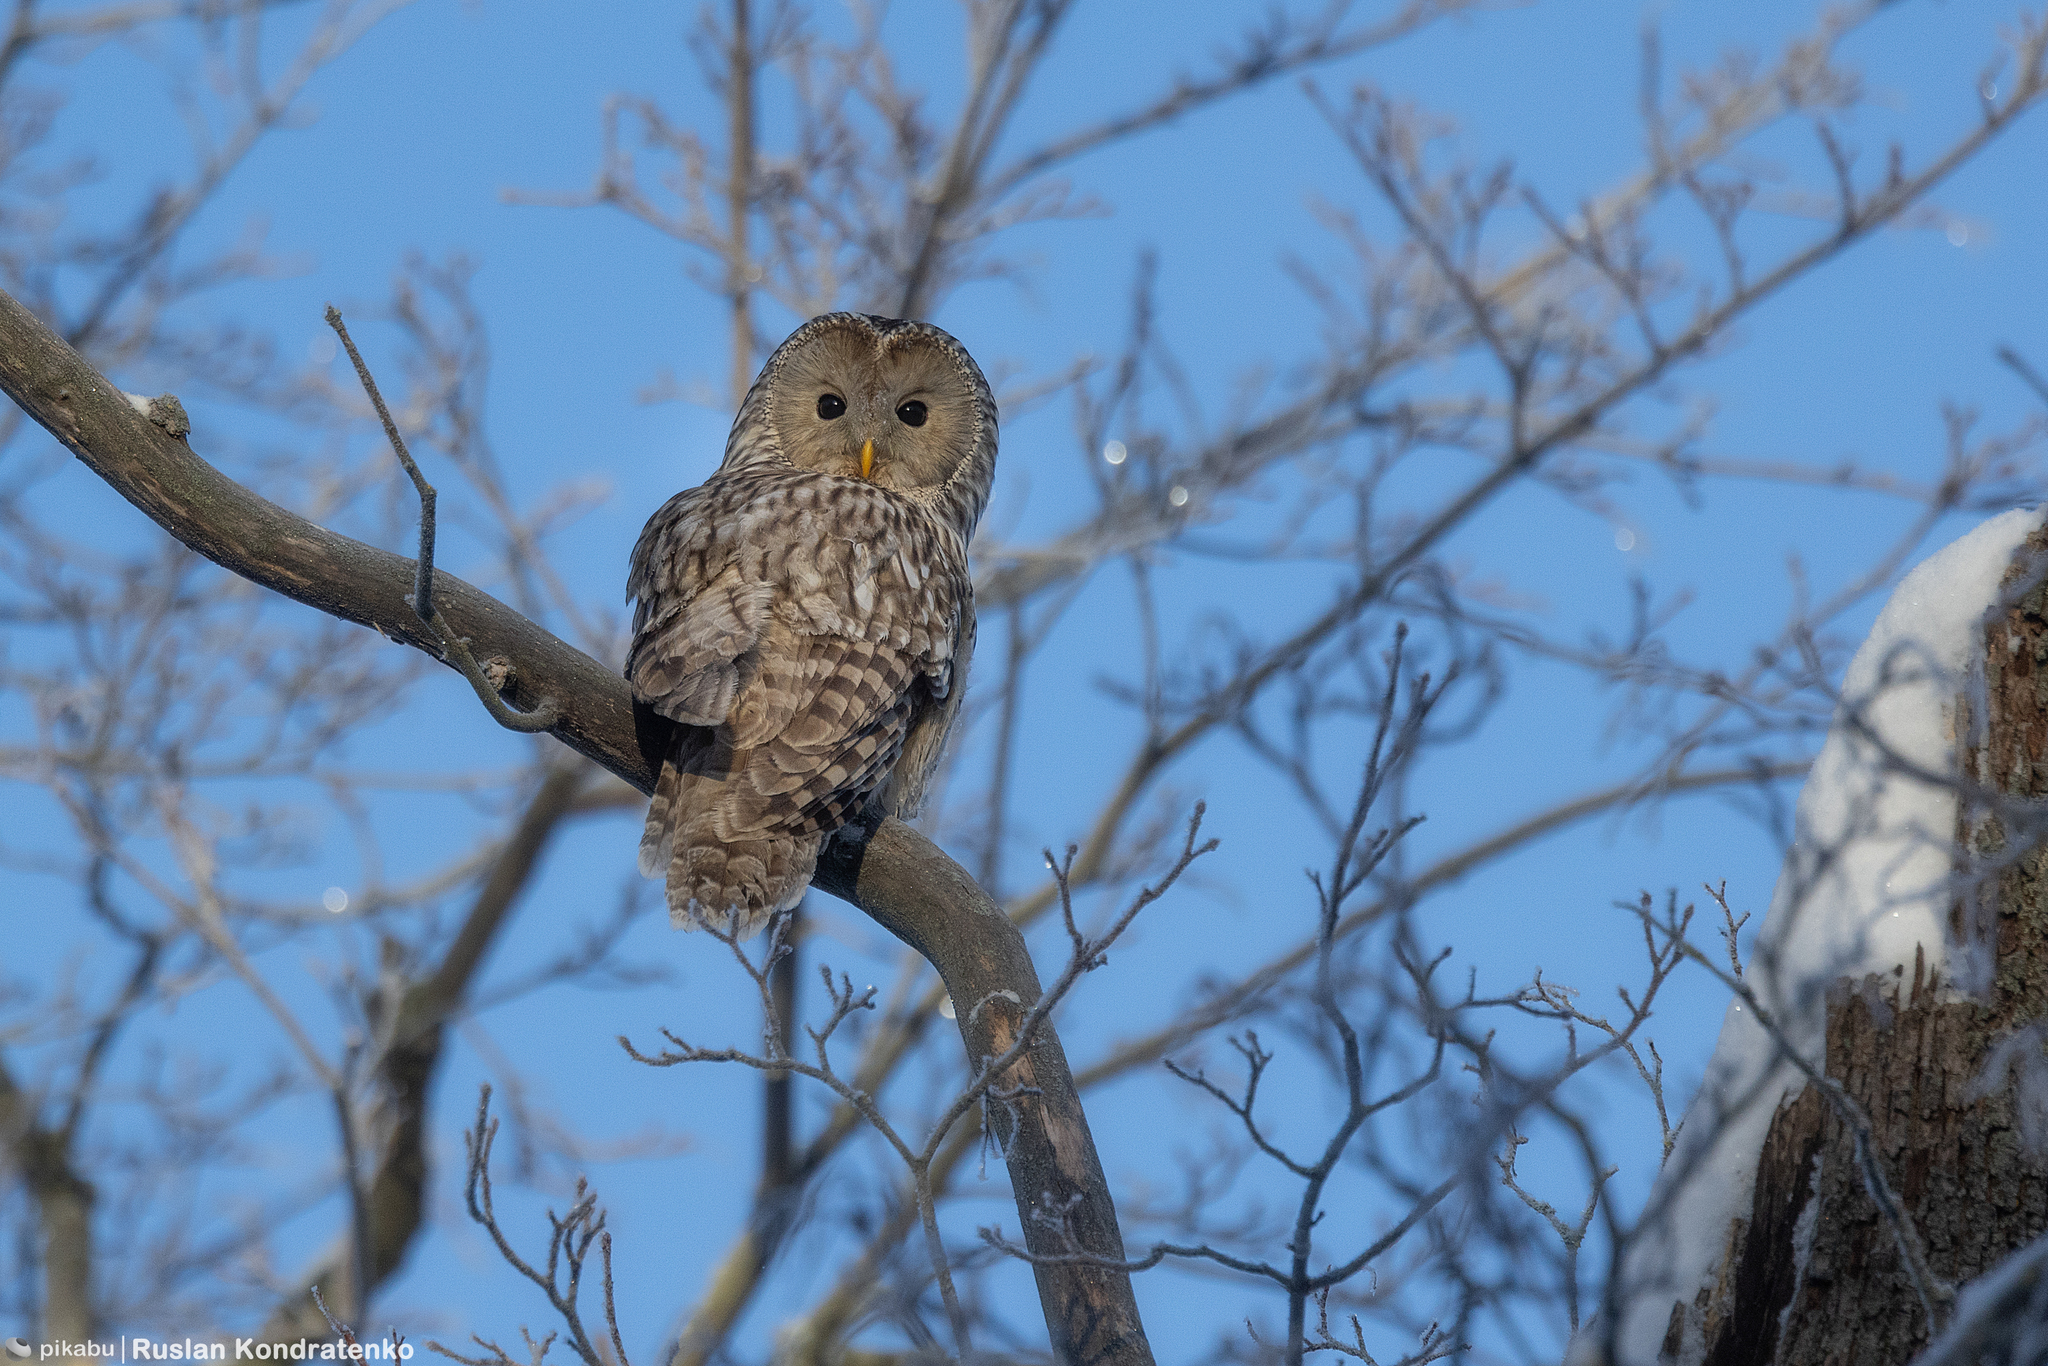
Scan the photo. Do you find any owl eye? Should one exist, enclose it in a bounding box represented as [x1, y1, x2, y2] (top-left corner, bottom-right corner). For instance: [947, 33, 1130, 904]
[895, 400, 928, 428]
[816, 393, 846, 420]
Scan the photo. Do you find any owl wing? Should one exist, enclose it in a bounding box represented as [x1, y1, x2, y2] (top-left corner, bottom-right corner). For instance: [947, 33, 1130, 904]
[732, 625, 922, 833]
[625, 483, 778, 727]
[638, 618, 922, 930]
[628, 475, 965, 822]
[883, 581, 973, 819]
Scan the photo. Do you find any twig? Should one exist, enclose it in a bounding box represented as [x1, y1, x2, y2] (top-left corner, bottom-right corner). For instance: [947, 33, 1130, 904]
[326, 306, 560, 733]
[428, 1086, 633, 1366]
[626, 804, 1218, 1359]
[1998, 344, 2048, 409]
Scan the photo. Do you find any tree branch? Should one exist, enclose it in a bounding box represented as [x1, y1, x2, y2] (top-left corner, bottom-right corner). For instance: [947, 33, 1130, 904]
[0, 1053, 98, 1342]
[0, 280, 1153, 1366]
[811, 817, 1154, 1364]
[254, 760, 593, 1346]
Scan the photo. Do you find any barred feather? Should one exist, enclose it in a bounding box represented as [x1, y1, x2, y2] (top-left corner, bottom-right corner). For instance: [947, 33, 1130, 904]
[625, 313, 994, 935]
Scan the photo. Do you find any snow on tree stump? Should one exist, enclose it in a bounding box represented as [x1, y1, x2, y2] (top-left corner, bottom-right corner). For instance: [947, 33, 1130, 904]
[1618, 510, 2048, 1366]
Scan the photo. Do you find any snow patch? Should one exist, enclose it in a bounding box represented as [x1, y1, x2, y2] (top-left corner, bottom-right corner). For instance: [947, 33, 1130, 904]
[1774, 1151, 1824, 1355]
[1613, 506, 2044, 1364]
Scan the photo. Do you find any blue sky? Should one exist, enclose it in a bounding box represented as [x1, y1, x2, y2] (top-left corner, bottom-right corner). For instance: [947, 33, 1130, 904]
[7, 0, 2048, 1360]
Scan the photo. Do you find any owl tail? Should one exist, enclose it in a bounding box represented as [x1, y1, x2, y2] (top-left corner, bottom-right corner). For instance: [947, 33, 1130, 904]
[639, 743, 817, 938]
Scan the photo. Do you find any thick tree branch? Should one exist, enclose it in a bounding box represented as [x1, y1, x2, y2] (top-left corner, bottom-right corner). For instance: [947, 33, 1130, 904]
[0, 282, 1152, 1366]
[0, 286, 654, 786]
[812, 818, 1152, 1365]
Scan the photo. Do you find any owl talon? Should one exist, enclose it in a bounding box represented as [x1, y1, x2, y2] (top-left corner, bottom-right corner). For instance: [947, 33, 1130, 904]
[834, 800, 889, 850]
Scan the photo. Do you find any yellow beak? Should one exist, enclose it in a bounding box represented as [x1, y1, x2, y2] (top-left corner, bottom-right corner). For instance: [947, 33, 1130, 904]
[860, 438, 875, 480]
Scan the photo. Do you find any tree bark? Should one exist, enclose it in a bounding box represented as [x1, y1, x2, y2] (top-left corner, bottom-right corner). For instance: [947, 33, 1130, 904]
[0, 1059, 97, 1343]
[0, 284, 1154, 1364]
[818, 820, 1150, 1365]
[1684, 525, 2048, 1366]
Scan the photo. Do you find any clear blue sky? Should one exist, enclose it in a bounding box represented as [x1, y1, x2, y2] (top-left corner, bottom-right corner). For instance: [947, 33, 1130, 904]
[8, 0, 2047, 1359]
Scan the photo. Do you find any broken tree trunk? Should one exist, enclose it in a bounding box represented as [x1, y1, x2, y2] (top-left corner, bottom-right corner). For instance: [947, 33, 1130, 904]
[1685, 524, 2048, 1366]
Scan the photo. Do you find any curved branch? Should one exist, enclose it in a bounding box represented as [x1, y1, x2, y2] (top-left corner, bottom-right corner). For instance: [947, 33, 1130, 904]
[0, 282, 1153, 1366]
[0, 286, 653, 785]
[813, 818, 1152, 1364]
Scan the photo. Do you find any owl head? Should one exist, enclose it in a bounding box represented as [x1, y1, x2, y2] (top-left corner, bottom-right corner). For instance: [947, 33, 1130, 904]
[722, 313, 999, 538]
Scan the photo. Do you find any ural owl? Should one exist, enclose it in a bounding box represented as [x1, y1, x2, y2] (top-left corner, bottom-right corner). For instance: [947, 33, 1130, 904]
[626, 313, 997, 936]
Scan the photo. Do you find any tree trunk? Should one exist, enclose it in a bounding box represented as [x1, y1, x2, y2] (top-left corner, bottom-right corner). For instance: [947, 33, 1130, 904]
[1687, 526, 2048, 1365]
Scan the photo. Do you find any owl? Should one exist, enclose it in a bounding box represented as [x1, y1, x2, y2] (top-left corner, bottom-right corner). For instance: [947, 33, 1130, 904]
[626, 313, 997, 936]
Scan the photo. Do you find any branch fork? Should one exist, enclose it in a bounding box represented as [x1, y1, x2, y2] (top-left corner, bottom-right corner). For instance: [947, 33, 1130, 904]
[325, 305, 560, 734]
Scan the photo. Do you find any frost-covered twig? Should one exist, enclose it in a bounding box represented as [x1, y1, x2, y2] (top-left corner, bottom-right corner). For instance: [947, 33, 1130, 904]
[626, 808, 1215, 1357]
[1496, 1126, 1616, 1332]
[1501, 896, 1692, 1164]
[308, 1285, 409, 1363]
[427, 1087, 632, 1366]
[988, 629, 1465, 1361]
[1302, 1294, 1461, 1365]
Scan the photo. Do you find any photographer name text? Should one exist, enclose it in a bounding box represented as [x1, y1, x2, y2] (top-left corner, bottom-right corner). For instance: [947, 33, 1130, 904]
[29, 1342, 410, 1361]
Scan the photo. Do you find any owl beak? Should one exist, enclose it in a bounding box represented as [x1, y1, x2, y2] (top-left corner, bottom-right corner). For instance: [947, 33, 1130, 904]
[860, 438, 876, 480]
